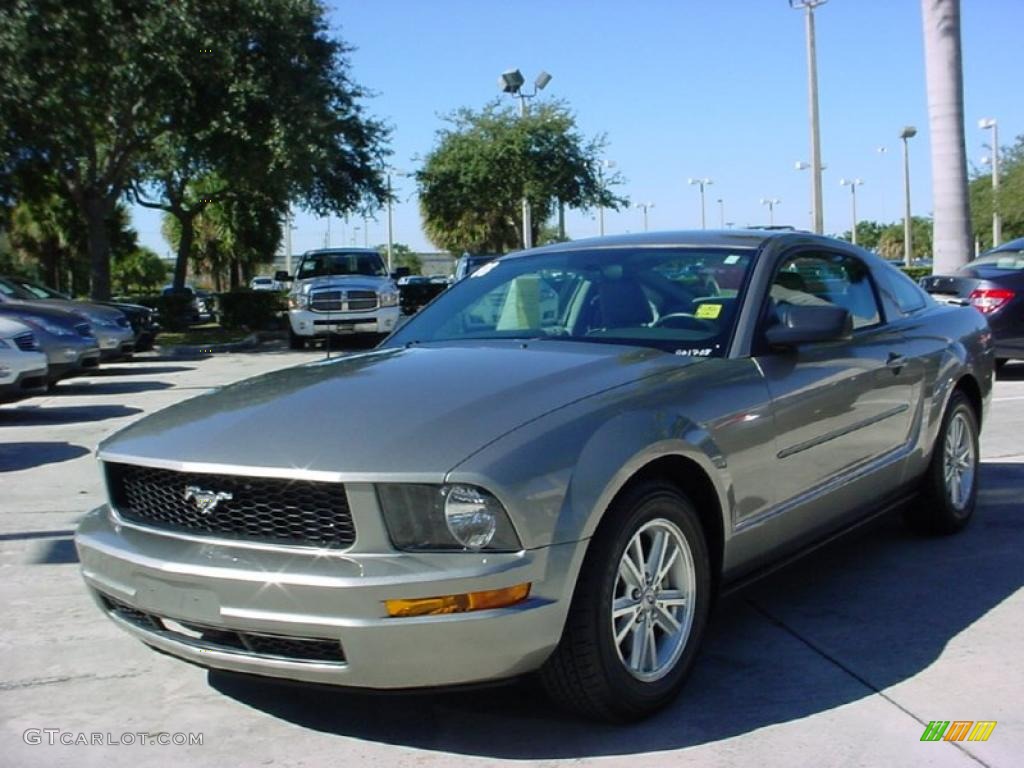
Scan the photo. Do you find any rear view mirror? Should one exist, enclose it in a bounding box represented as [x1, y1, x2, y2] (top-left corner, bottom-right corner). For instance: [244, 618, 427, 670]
[274, 271, 292, 282]
[765, 304, 852, 347]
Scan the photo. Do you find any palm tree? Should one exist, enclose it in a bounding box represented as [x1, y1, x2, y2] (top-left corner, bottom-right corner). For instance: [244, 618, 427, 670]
[921, 0, 972, 273]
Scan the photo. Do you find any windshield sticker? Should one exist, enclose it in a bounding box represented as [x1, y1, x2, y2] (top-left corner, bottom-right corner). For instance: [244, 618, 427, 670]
[471, 261, 500, 278]
[675, 348, 713, 357]
[695, 303, 722, 319]
[723, 255, 740, 265]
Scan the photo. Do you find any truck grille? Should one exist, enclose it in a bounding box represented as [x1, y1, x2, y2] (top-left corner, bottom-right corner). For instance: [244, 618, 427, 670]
[13, 332, 37, 351]
[309, 289, 379, 313]
[106, 463, 356, 549]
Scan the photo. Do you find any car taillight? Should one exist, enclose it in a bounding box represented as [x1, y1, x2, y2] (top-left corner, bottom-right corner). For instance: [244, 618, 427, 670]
[968, 288, 1015, 315]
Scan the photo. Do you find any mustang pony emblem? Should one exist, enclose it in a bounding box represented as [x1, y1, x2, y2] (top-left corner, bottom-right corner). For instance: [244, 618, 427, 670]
[184, 486, 233, 515]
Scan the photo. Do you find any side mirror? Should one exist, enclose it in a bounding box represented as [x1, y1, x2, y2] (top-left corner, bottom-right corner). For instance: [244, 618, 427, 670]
[274, 271, 292, 283]
[391, 267, 411, 279]
[765, 304, 853, 347]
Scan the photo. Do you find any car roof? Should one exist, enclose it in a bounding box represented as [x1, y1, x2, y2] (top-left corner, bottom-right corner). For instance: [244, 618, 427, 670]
[987, 237, 1024, 254]
[498, 228, 812, 261]
[302, 248, 380, 256]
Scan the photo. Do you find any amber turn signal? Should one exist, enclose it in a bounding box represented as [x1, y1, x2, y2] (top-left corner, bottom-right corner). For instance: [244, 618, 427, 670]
[385, 583, 531, 617]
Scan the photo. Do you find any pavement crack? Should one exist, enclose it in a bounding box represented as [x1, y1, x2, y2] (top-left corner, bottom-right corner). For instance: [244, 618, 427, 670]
[0, 670, 142, 691]
[746, 598, 992, 768]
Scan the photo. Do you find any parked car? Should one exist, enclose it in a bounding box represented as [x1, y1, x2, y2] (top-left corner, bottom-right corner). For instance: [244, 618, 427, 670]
[161, 286, 202, 322]
[278, 248, 401, 349]
[0, 316, 48, 403]
[920, 237, 1024, 367]
[250, 276, 283, 292]
[76, 231, 991, 721]
[3, 276, 145, 357]
[0, 302, 100, 385]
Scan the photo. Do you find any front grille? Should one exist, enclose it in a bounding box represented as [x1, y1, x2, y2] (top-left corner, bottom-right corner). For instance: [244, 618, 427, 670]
[310, 290, 343, 312]
[309, 289, 379, 313]
[75, 322, 93, 337]
[100, 594, 344, 664]
[13, 332, 37, 351]
[347, 290, 378, 311]
[106, 463, 356, 549]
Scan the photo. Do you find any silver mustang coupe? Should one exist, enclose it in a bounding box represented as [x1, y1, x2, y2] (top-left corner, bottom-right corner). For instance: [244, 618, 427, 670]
[76, 231, 993, 721]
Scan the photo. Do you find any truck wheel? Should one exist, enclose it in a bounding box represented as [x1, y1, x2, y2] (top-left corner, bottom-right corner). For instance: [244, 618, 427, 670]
[288, 328, 305, 350]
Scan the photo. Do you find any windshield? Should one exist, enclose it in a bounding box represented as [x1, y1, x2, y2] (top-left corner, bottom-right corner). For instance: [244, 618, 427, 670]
[386, 246, 757, 356]
[968, 250, 1024, 271]
[0, 277, 38, 300]
[15, 280, 63, 299]
[297, 251, 387, 279]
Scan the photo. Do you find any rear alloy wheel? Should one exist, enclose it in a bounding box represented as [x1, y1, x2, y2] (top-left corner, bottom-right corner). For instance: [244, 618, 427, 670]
[905, 391, 979, 535]
[541, 481, 711, 721]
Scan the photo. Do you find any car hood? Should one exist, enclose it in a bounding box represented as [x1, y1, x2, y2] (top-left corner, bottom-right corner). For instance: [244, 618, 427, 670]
[292, 275, 392, 293]
[0, 301, 88, 326]
[100, 341, 695, 478]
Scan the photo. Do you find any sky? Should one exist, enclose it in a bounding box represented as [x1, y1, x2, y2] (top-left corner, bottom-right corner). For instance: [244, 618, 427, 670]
[129, 0, 1024, 262]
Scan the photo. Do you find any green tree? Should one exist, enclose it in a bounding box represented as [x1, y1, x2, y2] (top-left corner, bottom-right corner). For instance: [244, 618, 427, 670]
[1, 0, 388, 299]
[417, 101, 625, 254]
[0, 1, 189, 299]
[112, 246, 166, 295]
[970, 134, 1024, 249]
[131, 0, 388, 291]
[876, 217, 934, 261]
[376, 243, 422, 275]
[839, 220, 886, 251]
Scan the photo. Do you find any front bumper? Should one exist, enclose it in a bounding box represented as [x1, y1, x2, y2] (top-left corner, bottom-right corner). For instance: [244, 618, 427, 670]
[289, 306, 400, 339]
[95, 328, 136, 359]
[0, 366, 48, 401]
[75, 504, 584, 689]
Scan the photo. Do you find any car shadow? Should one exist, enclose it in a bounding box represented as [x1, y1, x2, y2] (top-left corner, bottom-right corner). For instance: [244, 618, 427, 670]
[88, 365, 195, 377]
[53, 380, 173, 396]
[0, 442, 90, 472]
[0, 404, 142, 425]
[209, 461, 1023, 758]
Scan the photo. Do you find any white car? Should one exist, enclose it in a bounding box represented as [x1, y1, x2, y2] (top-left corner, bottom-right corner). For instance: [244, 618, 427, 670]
[0, 316, 48, 403]
[250, 276, 282, 292]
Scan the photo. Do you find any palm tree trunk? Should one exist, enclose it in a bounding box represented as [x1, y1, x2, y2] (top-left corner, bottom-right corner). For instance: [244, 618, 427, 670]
[921, 0, 972, 274]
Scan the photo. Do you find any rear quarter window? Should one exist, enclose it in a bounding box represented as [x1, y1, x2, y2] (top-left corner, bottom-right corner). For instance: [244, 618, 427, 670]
[875, 263, 930, 315]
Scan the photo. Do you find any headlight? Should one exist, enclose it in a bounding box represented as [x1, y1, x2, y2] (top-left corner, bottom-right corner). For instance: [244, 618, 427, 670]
[380, 290, 400, 307]
[377, 484, 521, 552]
[288, 293, 308, 309]
[27, 318, 75, 337]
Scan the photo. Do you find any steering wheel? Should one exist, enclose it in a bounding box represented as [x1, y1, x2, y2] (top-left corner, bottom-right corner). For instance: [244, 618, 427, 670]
[653, 313, 717, 332]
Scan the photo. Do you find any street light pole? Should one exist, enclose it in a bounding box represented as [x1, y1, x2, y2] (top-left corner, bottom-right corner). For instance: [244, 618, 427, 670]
[760, 198, 781, 226]
[636, 202, 655, 231]
[500, 69, 552, 250]
[900, 125, 917, 266]
[839, 178, 863, 244]
[687, 178, 713, 228]
[790, 0, 828, 235]
[716, 198, 725, 228]
[385, 170, 394, 273]
[979, 117, 1001, 247]
[597, 159, 616, 236]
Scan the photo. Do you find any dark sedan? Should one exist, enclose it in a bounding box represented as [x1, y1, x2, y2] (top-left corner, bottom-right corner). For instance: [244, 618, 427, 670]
[921, 237, 1024, 367]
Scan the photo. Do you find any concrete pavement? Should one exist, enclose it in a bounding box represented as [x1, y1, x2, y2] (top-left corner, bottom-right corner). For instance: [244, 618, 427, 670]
[1, 351, 1022, 767]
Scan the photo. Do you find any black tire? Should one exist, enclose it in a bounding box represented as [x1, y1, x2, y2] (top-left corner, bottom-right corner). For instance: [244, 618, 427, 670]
[995, 358, 1008, 373]
[540, 480, 712, 721]
[288, 328, 306, 350]
[904, 391, 979, 535]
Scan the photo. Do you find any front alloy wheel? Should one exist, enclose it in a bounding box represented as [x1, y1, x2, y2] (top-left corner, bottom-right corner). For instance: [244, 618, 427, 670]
[612, 519, 696, 682]
[541, 481, 711, 721]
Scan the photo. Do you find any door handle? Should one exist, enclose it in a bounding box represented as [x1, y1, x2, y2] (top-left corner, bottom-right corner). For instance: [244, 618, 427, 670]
[886, 352, 907, 371]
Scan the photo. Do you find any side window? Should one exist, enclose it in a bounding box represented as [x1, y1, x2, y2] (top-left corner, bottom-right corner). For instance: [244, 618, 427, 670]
[875, 263, 929, 315]
[771, 251, 882, 329]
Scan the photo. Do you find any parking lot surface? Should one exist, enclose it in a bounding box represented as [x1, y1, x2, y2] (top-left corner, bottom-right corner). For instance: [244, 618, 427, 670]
[2, 350, 1022, 767]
